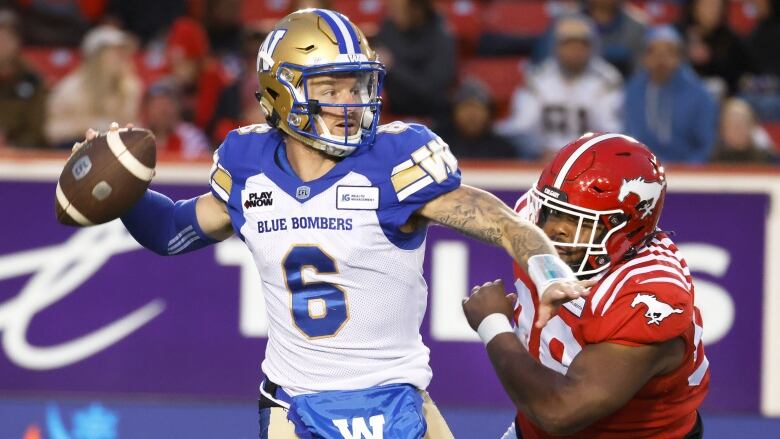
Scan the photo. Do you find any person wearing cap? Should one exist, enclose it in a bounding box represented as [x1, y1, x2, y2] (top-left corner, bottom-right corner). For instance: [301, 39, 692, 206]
[165, 17, 230, 135]
[45, 24, 142, 148]
[142, 78, 210, 160]
[497, 14, 623, 160]
[533, 1, 648, 77]
[0, 9, 48, 149]
[624, 25, 718, 164]
[435, 78, 519, 159]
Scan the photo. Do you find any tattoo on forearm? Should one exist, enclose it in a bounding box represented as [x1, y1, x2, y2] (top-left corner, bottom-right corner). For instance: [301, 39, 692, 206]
[508, 223, 553, 268]
[428, 186, 555, 270]
[433, 202, 503, 245]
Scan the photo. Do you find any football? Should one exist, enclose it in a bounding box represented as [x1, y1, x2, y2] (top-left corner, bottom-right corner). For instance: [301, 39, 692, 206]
[55, 127, 156, 226]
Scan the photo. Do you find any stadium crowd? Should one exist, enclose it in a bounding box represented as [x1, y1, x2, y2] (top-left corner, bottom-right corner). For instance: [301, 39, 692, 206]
[0, 0, 778, 164]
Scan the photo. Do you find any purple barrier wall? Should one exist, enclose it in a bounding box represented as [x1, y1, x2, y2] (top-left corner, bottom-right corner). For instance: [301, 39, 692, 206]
[0, 181, 767, 413]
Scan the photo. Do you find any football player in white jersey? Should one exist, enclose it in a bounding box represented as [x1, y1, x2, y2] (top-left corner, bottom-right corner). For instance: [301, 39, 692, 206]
[497, 15, 623, 160]
[75, 9, 592, 438]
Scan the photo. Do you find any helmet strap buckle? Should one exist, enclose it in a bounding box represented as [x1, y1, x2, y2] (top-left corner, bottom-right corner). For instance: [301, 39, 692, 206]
[307, 99, 322, 115]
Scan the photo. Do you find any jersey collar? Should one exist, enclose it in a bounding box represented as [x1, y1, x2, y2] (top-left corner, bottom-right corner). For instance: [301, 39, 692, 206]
[264, 139, 358, 203]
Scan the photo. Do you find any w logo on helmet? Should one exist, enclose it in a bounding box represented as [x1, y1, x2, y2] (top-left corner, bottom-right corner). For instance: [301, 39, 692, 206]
[618, 177, 665, 219]
[257, 29, 287, 72]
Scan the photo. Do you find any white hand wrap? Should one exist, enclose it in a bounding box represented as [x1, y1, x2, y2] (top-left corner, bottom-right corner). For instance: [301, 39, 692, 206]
[477, 313, 514, 346]
[527, 254, 578, 299]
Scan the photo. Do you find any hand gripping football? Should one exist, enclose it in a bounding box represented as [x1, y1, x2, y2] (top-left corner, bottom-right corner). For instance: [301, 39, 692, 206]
[55, 126, 156, 226]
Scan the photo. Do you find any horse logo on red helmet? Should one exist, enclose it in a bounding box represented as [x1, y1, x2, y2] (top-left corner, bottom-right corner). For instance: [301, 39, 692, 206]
[618, 177, 666, 219]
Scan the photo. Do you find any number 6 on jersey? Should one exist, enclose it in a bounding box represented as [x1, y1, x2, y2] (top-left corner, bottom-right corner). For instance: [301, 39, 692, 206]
[283, 245, 349, 338]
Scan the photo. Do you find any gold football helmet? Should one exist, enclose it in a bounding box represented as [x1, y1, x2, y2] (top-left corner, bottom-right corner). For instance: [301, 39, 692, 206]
[255, 9, 385, 157]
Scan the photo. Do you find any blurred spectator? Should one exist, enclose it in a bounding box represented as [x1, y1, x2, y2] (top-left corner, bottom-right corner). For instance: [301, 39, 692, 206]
[624, 25, 718, 164]
[0, 9, 47, 148]
[740, 0, 780, 121]
[681, 0, 750, 98]
[746, 0, 780, 79]
[290, 0, 332, 10]
[45, 25, 142, 148]
[435, 79, 518, 159]
[373, 0, 456, 122]
[712, 97, 778, 164]
[584, 0, 648, 77]
[532, 1, 645, 76]
[203, 0, 242, 56]
[105, 0, 187, 45]
[497, 15, 623, 159]
[14, 0, 104, 46]
[143, 79, 210, 159]
[166, 17, 231, 133]
[210, 27, 267, 143]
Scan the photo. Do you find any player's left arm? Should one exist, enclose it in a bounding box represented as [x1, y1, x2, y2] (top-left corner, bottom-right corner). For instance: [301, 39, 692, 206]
[462, 280, 686, 436]
[418, 184, 554, 272]
[418, 185, 595, 327]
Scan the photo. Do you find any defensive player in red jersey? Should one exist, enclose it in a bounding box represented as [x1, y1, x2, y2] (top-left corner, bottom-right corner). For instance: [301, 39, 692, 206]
[463, 133, 709, 438]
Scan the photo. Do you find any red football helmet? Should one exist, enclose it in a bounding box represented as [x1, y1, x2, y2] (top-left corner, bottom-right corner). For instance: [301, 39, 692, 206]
[529, 132, 667, 277]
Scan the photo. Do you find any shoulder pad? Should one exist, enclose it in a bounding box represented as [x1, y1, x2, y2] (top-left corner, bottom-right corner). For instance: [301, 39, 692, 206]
[373, 122, 459, 200]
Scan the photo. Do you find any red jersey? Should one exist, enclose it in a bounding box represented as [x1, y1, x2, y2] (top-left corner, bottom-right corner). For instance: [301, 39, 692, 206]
[510, 195, 710, 438]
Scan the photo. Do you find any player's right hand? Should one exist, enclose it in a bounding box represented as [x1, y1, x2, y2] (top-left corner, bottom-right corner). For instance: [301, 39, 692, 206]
[462, 279, 517, 332]
[536, 279, 596, 329]
[70, 122, 134, 156]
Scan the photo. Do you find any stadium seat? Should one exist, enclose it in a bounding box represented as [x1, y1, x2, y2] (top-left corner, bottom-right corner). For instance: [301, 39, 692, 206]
[435, 0, 483, 56]
[630, 0, 681, 24]
[729, 0, 759, 35]
[241, 0, 291, 30]
[437, 0, 482, 39]
[483, 1, 553, 36]
[763, 122, 780, 151]
[21, 47, 80, 87]
[334, 0, 384, 37]
[459, 56, 526, 118]
[134, 49, 170, 86]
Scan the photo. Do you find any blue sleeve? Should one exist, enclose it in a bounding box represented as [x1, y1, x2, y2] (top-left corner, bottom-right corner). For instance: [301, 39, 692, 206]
[690, 89, 718, 164]
[377, 123, 462, 232]
[121, 190, 218, 256]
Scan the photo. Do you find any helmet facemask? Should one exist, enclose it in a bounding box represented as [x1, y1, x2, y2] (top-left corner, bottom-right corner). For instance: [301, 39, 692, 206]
[275, 61, 384, 157]
[530, 187, 626, 278]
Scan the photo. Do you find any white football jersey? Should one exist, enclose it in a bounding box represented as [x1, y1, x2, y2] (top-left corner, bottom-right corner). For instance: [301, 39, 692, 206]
[497, 58, 624, 155]
[209, 122, 460, 395]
